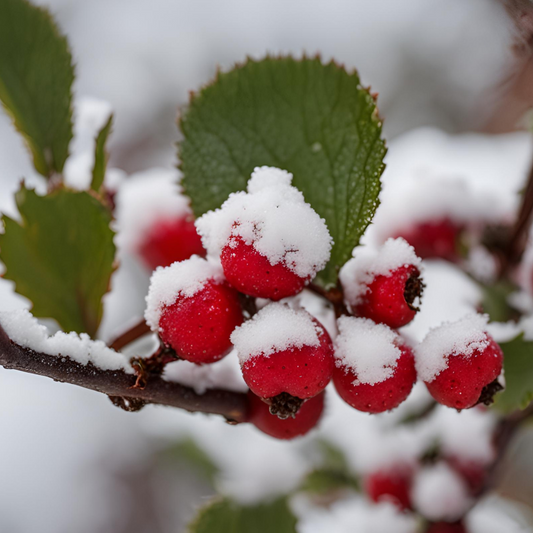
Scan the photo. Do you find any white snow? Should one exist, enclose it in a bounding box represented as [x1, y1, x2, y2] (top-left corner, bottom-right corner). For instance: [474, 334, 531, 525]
[467, 496, 533, 533]
[340, 238, 421, 307]
[231, 303, 321, 363]
[411, 462, 473, 521]
[114, 167, 193, 252]
[163, 351, 248, 394]
[294, 495, 418, 533]
[195, 166, 333, 279]
[415, 314, 491, 382]
[0, 309, 133, 373]
[144, 256, 224, 331]
[334, 317, 403, 386]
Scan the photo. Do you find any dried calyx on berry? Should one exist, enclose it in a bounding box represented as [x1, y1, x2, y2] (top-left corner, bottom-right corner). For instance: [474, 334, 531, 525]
[231, 302, 334, 418]
[195, 166, 333, 300]
[415, 314, 504, 410]
[332, 317, 417, 413]
[340, 238, 424, 329]
[145, 256, 243, 364]
[115, 169, 204, 270]
[246, 391, 325, 440]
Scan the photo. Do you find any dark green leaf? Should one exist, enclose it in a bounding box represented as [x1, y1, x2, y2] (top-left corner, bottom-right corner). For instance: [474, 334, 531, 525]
[0, 185, 115, 336]
[494, 334, 533, 413]
[179, 56, 386, 288]
[189, 497, 297, 533]
[158, 437, 219, 484]
[0, 0, 74, 176]
[300, 468, 359, 495]
[91, 114, 113, 191]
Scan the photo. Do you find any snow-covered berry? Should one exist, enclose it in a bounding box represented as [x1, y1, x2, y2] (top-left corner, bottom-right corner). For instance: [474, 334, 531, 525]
[145, 256, 243, 364]
[115, 169, 204, 270]
[411, 462, 472, 522]
[231, 303, 334, 404]
[394, 218, 463, 262]
[332, 317, 417, 413]
[365, 466, 413, 510]
[247, 390, 325, 440]
[195, 166, 333, 300]
[340, 238, 423, 329]
[415, 315, 504, 410]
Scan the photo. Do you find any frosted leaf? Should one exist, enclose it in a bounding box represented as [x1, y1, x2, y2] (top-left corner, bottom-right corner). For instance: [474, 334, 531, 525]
[340, 238, 421, 307]
[415, 314, 490, 382]
[334, 317, 403, 385]
[231, 303, 321, 363]
[0, 309, 132, 373]
[115, 168, 192, 252]
[411, 462, 472, 521]
[144, 256, 224, 331]
[195, 166, 333, 279]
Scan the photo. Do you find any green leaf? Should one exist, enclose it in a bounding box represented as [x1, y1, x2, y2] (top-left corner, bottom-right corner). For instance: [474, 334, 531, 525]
[479, 280, 520, 323]
[179, 56, 386, 288]
[158, 437, 219, 485]
[189, 497, 297, 533]
[494, 334, 533, 413]
[0, 0, 74, 176]
[0, 185, 115, 337]
[91, 114, 113, 191]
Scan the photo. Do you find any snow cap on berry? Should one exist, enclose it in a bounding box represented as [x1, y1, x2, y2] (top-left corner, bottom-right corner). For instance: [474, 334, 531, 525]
[195, 166, 333, 279]
[231, 303, 322, 363]
[411, 462, 472, 522]
[340, 238, 421, 307]
[145, 255, 224, 331]
[415, 314, 491, 382]
[334, 317, 404, 385]
[115, 168, 192, 252]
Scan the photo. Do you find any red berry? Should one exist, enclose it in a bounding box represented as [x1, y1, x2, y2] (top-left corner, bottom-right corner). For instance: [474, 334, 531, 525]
[139, 216, 205, 270]
[427, 522, 467, 533]
[333, 317, 417, 413]
[445, 456, 487, 494]
[352, 264, 423, 329]
[247, 391, 325, 439]
[334, 344, 416, 413]
[232, 304, 334, 400]
[423, 337, 503, 410]
[221, 237, 307, 300]
[394, 218, 462, 262]
[365, 467, 413, 510]
[158, 279, 243, 364]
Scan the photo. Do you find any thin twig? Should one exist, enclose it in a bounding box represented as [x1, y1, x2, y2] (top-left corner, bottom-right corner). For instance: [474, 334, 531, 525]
[0, 324, 249, 423]
[109, 319, 151, 351]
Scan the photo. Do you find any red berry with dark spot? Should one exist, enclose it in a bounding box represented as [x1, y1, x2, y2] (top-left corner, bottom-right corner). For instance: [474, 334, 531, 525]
[423, 338, 503, 410]
[247, 391, 325, 440]
[427, 522, 467, 533]
[139, 216, 205, 270]
[232, 304, 334, 401]
[158, 280, 243, 364]
[353, 264, 423, 329]
[221, 237, 307, 301]
[365, 467, 413, 510]
[394, 218, 463, 262]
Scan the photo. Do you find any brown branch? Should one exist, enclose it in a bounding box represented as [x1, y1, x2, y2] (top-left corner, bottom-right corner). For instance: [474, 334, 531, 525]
[109, 319, 151, 351]
[0, 324, 249, 423]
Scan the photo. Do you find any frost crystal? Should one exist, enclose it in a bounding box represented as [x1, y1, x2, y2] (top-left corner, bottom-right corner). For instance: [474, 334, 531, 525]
[340, 238, 421, 307]
[0, 310, 132, 373]
[195, 166, 333, 279]
[144, 256, 224, 331]
[231, 303, 321, 363]
[333, 317, 403, 385]
[415, 314, 490, 382]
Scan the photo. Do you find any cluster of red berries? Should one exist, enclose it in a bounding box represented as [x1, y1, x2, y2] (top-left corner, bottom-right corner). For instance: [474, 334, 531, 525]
[143, 167, 504, 441]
